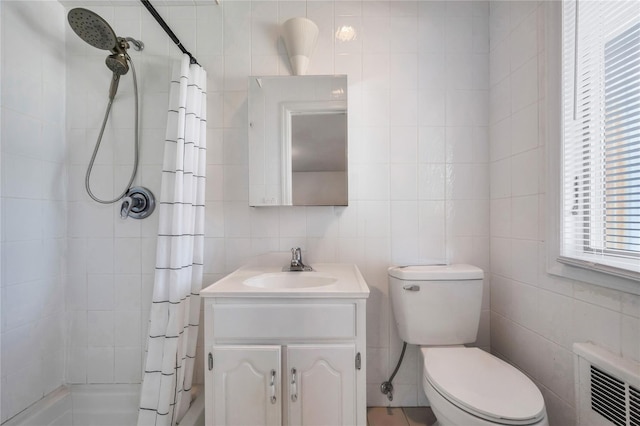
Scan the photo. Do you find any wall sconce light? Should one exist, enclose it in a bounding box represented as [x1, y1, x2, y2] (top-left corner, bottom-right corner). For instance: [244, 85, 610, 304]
[281, 17, 319, 76]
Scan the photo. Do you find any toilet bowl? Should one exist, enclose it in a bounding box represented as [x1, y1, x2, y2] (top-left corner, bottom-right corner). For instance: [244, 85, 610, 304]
[388, 265, 548, 426]
[421, 347, 547, 426]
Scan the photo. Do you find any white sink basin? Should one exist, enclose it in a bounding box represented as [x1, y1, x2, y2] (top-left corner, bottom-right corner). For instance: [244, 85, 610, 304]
[243, 272, 337, 289]
[201, 258, 370, 298]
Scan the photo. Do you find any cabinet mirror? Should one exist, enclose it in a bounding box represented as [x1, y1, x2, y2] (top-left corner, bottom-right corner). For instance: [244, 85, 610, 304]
[248, 75, 348, 206]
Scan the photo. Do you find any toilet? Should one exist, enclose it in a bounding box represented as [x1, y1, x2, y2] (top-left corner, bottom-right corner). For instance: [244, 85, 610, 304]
[388, 265, 548, 426]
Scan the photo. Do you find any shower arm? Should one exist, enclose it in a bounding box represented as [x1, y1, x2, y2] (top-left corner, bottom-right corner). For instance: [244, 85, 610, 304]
[125, 37, 144, 51]
[139, 0, 198, 65]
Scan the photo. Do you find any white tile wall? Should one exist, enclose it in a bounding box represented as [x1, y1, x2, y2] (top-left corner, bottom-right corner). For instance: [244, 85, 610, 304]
[488, 2, 640, 425]
[6, 0, 485, 418]
[156, 0, 486, 407]
[21, 2, 637, 423]
[0, 1, 67, 421]
[64, 1, 167, 385]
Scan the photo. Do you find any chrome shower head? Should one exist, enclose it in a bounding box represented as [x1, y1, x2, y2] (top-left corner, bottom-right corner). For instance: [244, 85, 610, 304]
[68, 8, 118, 51]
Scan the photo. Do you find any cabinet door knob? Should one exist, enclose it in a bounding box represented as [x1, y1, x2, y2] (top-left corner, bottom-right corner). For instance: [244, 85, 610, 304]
[270, 369, 277, 404]
[291, 368, 298, 402]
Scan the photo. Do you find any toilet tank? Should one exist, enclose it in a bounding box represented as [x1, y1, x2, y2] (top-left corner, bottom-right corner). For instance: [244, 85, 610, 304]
[388, 265, 484, 346]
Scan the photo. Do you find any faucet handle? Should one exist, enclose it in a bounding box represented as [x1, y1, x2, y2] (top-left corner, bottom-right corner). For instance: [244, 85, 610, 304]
[291, 247, 302, 261]
[286, 247, 312, 271]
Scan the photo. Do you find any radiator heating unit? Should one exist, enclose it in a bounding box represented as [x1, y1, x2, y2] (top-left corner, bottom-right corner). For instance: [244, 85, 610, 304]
[574, 343, 640, 426]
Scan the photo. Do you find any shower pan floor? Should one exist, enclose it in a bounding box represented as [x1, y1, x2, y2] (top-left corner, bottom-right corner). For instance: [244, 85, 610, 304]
[2, 384, 204, 426]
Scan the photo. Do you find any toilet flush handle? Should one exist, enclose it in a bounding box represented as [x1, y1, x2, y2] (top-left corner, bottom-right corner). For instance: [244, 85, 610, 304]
[403, 285, 420, 291]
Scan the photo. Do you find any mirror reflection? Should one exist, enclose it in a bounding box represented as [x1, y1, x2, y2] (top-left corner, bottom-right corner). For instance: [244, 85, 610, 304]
[248, 75, 348, 206]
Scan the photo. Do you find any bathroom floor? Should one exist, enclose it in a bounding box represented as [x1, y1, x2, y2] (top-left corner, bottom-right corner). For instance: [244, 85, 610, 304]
[367, 407, 436, 426]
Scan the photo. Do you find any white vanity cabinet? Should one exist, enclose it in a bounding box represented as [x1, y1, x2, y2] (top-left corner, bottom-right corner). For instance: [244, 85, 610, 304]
[210, 343, 356, 426]
[210, 345, 282, 426]
[201, 262, 369, 426]
[285, 344, 356, 425]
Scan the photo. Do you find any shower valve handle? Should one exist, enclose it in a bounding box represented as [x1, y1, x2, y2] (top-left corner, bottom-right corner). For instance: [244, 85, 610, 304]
[120, 196, 134, 219]
[120, 187, 155, 220]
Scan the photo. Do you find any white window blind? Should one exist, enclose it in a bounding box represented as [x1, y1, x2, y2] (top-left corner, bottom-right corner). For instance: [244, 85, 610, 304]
[561, 0, 640, 278]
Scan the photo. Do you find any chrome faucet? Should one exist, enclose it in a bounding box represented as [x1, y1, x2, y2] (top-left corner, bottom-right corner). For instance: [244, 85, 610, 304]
[287, 247, 313, 271]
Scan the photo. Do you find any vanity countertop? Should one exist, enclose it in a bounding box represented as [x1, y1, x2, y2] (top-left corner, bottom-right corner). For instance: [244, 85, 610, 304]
[201, 262, 370, 299]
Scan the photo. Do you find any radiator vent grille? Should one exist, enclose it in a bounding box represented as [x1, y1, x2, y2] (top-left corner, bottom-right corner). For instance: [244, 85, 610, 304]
[591, 366, 627, 426]
[575, 343, 640, 426]
[631, 386, 640, 426]
[589, 366, 640, 426]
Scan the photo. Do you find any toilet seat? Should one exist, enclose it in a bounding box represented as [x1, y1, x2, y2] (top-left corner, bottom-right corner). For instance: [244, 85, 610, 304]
[421, 347, 545, 425]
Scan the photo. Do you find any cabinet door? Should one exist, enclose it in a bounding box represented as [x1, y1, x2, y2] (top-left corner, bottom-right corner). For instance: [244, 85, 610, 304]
[212, 345, 281, 426]
[285, 344, 356, 426]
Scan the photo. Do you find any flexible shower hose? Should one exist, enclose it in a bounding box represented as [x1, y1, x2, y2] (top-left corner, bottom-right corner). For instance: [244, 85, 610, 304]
[85, 53, 140, 204]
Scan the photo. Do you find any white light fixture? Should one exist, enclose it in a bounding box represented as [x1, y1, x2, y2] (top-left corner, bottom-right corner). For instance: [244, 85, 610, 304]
[281, 17, 319, 76]
[335, 25, 357, 42]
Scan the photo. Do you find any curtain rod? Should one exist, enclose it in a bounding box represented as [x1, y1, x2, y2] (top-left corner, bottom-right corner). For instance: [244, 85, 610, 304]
[140, 0, 199, 65]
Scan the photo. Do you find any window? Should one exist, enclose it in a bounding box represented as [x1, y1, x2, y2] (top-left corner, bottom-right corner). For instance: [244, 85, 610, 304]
[561, 0, 640, 279]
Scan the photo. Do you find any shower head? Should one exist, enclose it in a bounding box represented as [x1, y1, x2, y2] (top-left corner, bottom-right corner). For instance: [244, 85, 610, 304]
[105, 50, 131, 100]
[106, 53, 128, 100]
[68, 8, 145, 100]
[68, 8, 118, 51]
[106, 53, 129, 76]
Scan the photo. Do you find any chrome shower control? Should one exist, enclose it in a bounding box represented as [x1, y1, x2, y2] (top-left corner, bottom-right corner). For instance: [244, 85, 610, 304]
[120, 186, 155, 220]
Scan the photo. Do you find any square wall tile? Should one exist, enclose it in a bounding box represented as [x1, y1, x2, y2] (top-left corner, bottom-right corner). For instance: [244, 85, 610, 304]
[88, 275, 114, 311]
[390, 127, 418, 164]
[115, 275, 142, 311]
[572, 299, 621, 355]
[511, 149, 540, 197]
[115, 311, 141, 347]
[67, 346, 87, 384]
[87, 347, 114, 383]
[87, 311, 114, 348]
[86, 239, 115, 274]
[115, 347, 142, 383]
[511, 195, 539, 240]
[390, 164, 418, 200]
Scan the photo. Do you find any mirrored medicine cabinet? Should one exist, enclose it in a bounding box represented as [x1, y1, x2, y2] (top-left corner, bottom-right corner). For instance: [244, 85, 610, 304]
[248, 75, 348, 206]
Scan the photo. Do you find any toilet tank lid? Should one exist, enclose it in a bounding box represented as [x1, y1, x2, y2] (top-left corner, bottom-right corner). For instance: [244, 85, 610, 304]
[388, 264, 483, 281]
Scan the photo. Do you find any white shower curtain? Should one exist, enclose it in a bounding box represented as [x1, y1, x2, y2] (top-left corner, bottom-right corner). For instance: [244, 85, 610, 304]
[138, 54, 207, 426]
